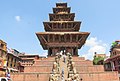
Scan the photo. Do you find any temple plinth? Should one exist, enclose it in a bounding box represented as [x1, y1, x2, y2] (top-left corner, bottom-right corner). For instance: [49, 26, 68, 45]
[36, 3, 90, 56]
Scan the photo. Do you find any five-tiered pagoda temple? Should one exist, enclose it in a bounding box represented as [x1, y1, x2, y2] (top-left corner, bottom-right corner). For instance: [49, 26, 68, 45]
[36, 3, 90, 56]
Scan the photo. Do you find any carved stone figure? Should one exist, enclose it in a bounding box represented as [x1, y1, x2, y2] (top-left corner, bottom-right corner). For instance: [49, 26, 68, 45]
[72, 74, 80, 81]
[69, 62, 74, 71]
[66, 78, 72, 81]
[52, 62, 58, 73]
[55, 57, 59, 64]
[49, 73, 60, 81]
[66, 52, 71, 57]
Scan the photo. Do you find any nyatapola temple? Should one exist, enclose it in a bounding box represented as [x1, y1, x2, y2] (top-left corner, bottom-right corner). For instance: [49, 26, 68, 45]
[0, 2, 119, 81]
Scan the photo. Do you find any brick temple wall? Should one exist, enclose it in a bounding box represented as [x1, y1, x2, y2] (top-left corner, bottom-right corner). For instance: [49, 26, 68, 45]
[11, 73, 50, 81]
[74, 61, 93, 66]
[34, 60, 54, 66]
[78, 71, 119, 81]
[38, 57, 55, 61]
[72, 56, 85, 61]
[76, 65, 104, 73]
[24, 66, 52, 73]
[11, 57, 54, 81]
[73, 57, 119, 81]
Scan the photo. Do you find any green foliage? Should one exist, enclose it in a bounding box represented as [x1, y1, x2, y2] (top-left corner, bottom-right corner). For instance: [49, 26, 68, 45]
[111, 42, 118, 47]
[93, 56, 104, 65]
[110, 41, 118, 52]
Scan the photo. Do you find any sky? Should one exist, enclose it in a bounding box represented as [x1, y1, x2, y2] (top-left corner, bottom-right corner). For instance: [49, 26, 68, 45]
[0, 0, 120, 60]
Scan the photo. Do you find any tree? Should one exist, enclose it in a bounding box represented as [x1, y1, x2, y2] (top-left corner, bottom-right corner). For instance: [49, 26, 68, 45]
[93, 56, 104, 65]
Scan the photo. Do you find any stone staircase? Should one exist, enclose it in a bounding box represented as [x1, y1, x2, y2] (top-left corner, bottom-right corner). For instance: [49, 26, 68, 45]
[72, 56, 119, 81]
[10, 54, 119, 81]
[11, 57, 55, 81]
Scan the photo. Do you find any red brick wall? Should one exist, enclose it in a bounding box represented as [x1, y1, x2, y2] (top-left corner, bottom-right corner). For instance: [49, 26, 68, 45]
[34, 61, 54, 66]
[76, 65, 104, 73]
[74, 60, 93, 66]
[11, 73, 50, 81]
[24, 66, 52, 73]
[39, 57, 55, 61]
[11, 71, 119, 81]
[78, 71, 119, 81]
[72, 56, 85, 61]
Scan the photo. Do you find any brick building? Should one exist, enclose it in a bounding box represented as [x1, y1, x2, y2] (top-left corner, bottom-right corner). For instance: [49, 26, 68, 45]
[7, 50, 24, 72]
[0, 40, 24, 76]
[105, 40, 120, 73]
[0, 39, 7, 76]
[19, 54, 39, 66]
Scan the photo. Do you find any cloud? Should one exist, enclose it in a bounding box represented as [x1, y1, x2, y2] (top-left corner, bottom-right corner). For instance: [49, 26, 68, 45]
[15, 16, 21, 22]
[82, 37, 108, 60]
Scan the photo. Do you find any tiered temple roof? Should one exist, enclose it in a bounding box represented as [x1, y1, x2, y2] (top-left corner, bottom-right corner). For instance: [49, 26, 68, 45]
[36, 3, 90, 56]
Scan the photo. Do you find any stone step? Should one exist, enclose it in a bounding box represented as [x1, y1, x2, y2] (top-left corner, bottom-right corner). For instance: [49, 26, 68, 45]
[76, 65, 105, 73]
[11, 73, 50, 81]
[24, 66, 52, 73]
[78, 71, 119, 81]
[38, 57, 55, 61]
[74, 60, 93, 66]
[72, 56, 85, 61]
[34, 61, 54, 66]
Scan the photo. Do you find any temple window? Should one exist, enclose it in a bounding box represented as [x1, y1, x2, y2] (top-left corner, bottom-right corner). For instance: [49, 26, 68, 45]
[64, 23, 67, 28]
[68, 23, 71, 28]
[62, 23, 65, 28]
[66, 34, 70, 42]
[61, 15, 63, 19]
[55, 35, 59, 42]
[65, 15, 68, 19]
[58, 23, 60, 28]
[49, 35, 53, 42]
[72, 35, 76, 42]
[61, 35, 64, 42]
[53, 23, 55, 28]
[56, 15, 58, 19]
